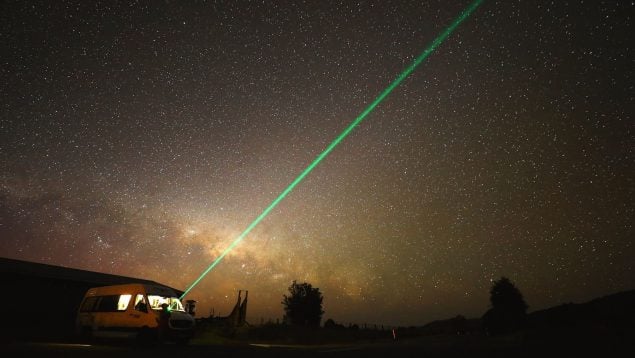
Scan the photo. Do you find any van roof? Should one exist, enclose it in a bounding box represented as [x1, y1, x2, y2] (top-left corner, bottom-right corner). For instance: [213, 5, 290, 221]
[85, 283, 178, 297]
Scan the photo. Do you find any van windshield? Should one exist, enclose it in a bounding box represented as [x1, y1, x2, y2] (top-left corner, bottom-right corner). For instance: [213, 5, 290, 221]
[147, 295, 185, 312]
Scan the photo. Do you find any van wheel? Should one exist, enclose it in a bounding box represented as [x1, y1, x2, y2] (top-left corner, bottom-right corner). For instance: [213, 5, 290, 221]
[137, 327, 156, 344]
[79, 327, 93, 343]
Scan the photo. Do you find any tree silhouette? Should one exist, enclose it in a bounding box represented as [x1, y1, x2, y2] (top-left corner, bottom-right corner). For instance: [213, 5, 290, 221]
[482, 277, 528, 335]
[282, 281, 324, 327]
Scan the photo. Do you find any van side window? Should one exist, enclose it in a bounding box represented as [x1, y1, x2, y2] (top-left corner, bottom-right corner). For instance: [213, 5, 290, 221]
[134, 294, 148, 312]
[96, 295, 119, 311]
[118, 294, 132, 310]
[95, 295, 119, 312]
[80, 297, 99, 312]
[88, 295, 131, 312]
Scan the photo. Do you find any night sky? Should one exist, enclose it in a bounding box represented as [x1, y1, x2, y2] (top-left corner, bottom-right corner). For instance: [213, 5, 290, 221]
[1, 0, 633, 326]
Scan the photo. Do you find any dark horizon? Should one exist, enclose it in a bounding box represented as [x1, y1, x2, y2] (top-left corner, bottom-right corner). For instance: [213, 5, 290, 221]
[1, 1, 633, 327]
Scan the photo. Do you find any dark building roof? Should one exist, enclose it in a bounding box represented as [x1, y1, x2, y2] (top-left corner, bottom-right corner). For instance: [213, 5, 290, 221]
[0, 256, 183, 296]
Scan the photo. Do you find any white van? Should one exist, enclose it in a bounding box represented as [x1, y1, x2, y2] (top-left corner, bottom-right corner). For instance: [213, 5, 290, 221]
[75, 283, 195, 344]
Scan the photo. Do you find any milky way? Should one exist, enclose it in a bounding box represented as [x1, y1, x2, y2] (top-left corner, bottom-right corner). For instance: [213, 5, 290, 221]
[1, 1, 633, 326]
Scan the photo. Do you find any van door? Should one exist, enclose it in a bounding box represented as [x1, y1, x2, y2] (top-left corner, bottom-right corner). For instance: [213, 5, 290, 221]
[92, 294, 134, 338]
[129, 294, 156, 332]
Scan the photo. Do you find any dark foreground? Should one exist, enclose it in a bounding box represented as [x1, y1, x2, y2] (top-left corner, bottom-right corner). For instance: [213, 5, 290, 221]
[3, 333, 633, 358]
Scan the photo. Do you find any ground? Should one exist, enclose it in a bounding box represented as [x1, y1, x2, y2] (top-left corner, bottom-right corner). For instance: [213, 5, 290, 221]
[3, 332, 631, 358]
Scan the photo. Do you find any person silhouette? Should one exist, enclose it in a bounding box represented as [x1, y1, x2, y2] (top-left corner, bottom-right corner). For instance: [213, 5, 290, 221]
[158, 303, 171, 341]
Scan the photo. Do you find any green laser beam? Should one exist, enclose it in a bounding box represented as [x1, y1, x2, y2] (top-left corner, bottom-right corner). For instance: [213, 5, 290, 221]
[181, 0, 484, 299]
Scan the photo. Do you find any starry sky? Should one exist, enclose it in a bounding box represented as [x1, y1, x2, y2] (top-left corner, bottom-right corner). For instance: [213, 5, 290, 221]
[1, 0, 633, 326]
